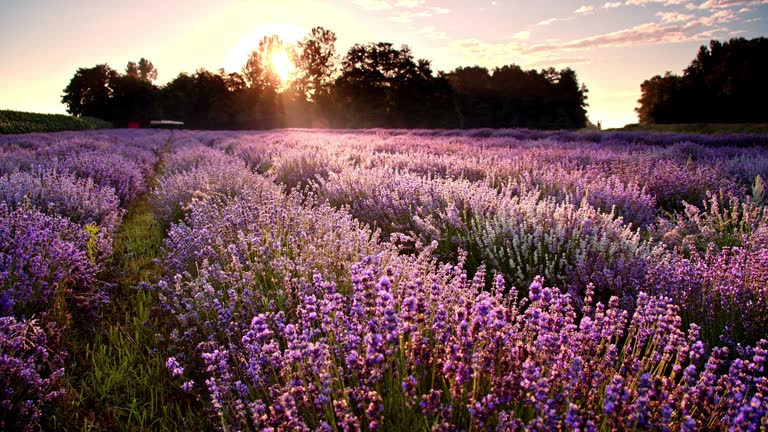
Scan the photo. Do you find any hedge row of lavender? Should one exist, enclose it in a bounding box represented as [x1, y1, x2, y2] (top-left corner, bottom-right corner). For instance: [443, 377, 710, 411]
[152, 133, 767, 430]
[209, 131, 768, 345]
[0, 130, 166, 429]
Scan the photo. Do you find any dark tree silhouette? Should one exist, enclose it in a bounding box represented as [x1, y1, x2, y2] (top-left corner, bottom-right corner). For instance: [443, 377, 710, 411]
[448, 64, 588, 129]
[62, 64, 120, 119]
[110, 74, 159, 126]
[61, 27, 590, 130]
[334, 42, 460, 128]
[292, 27, 338, 102]
[636, 37, 768, 124]
[126, 58, 158, 82]
[160, 69, 235, 129]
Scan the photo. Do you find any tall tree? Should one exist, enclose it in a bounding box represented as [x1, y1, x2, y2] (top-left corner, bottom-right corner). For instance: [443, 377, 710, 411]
[61, 64, 120, 120]
[334, 42, 459, 128]
[636, 37, 768, 124]
[160, 69, 233, 129]
[110, 74, 158, 126]
[138, 58, 158, 82]
[292, 27, 338, 102]
[242, 35, 285, 92]
[126, 58, 158, 82]
[448, 64, 588, 129]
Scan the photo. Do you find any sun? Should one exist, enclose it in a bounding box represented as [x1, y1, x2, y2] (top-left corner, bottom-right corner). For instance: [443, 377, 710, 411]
[223, 23, 305, 74]
[268, 49, 295, 85]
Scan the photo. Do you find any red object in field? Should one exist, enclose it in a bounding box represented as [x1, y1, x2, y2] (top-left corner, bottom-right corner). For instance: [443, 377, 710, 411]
[128, 122, 140, 129]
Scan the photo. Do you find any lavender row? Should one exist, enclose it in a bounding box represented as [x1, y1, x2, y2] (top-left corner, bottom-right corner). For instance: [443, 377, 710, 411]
[0, 129, 167, 428]
[150, 142, 767, 430]
[213, 131, 757, 216]
[211, 131, 767, 344]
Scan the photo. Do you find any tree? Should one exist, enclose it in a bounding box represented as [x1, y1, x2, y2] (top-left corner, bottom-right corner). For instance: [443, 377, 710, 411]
[126, 58, 158, 82]
[110, 74, 159, 126]
[334, 42, 460, 128]
[242, 35, 285, 92]
[62, 64, 120, 120]
[292, 27, 338, 102]
[218, 69, 247, 92]
[636, 72, 685, 124]
[636, 37, 768, 124]
[160, 69, 234, 129]
[447, 64, 588, 129]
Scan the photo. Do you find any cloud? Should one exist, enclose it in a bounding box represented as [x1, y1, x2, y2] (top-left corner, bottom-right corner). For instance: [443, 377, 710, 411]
[682, 9, 736, 26]
[656, 11, 695, 21]
[353, 0, 393, 10]
[513, 30, 531, 39]
[529, 56, 593, 67]
[536, 17, 561, 25]
[451, 38, 524, 58]
[575, 5, 596, 13]
[535, 16, 577, 25]
[696, 0, 768, 9]
[390, 6, 450, 22]
[446, 3, 736, 69]
[353, 0, 451, 22]
[448, 37, 592, 69]
[526, 21, 719, 53]
[394, 0, 426, 6]
[624, 0, 687, 5]
[418, 25, 449, 39]
[607, 0, 688, 7]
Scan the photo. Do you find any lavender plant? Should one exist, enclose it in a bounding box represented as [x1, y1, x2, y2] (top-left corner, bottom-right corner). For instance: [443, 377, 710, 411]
[0, 203, 98, 317]
[0, 316, 66, 432]
[58, 150, 146, 204]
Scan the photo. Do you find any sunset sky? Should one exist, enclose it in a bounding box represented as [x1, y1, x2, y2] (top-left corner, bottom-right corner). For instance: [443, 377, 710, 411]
[1, 0, 766, 128]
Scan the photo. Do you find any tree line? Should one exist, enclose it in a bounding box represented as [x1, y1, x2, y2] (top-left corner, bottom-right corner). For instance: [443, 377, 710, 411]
[636, 37, 768, 125]
[62, 27, 589, 129]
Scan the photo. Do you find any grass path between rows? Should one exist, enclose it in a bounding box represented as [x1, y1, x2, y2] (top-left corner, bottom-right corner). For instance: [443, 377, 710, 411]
[51, 134, 205, 431]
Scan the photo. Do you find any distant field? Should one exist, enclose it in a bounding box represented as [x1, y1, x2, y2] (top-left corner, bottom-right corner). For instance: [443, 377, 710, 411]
[1, 128, 767, 430]
[615, 122, 768, 134]
[0, 109, 112, 134]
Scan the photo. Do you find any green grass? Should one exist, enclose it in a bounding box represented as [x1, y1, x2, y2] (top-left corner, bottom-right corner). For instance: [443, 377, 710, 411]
[49, 138, 208, 431]
[0, 110, 112, 134]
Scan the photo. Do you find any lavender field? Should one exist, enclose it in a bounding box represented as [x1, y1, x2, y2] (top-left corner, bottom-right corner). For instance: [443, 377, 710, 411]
[1, 128, 767, 431]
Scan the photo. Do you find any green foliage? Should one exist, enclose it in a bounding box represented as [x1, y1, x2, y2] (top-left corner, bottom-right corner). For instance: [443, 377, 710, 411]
[447, 64, 589, 129]
[636, 37, 768, 124]
[57, 27, 590, 130]
[57, 289, 202, 431]
[50, 141, 206, 430]
[0, 110, 112, 134]
[334, 42, 462, 128]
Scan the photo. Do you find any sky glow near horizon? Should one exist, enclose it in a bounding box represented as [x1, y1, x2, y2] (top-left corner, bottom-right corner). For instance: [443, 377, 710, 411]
[1, 0, 766, 128]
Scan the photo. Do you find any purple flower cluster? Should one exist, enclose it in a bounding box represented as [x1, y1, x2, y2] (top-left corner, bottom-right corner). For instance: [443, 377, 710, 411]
[57, 150, 146, 204]
[149, 134, 767, 430]
[0, 129, 166, 425]
[0, 203, 97, 317]
[0, 169, 122, 258]
[316, 166, 646, 300]
[647, 244, 768, 346]
[3, 128, 767, 430]
[152, 145, 269, 222]
[0, 316, 66, 432]
[160, 250, 767, 430]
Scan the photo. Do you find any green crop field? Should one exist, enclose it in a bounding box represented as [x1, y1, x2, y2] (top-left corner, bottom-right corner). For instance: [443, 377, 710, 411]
[0, 110, 112, 134]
